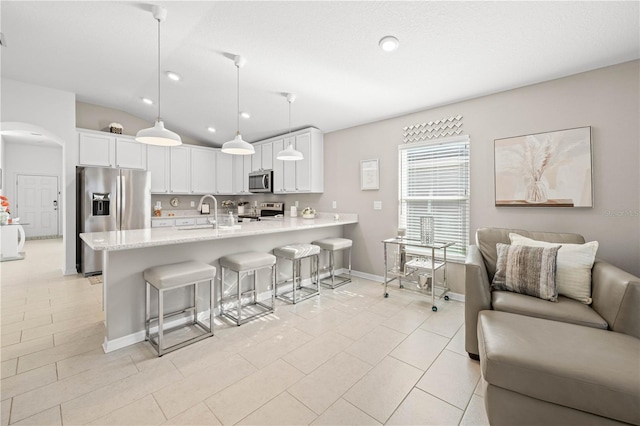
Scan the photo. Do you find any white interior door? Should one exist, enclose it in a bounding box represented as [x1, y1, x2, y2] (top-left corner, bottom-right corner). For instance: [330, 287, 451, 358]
[16, 175, 59, 238]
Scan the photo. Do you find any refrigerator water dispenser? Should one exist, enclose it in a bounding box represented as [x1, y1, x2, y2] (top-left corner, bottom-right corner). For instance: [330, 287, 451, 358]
[92, 193, 110, 216]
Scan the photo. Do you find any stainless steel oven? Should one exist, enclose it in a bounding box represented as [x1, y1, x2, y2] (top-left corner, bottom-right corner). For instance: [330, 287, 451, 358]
[248, 170, 273, 193]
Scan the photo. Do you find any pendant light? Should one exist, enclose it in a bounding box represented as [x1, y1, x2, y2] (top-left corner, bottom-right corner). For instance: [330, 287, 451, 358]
[221, 55, 255, 155]
[135, 5, 182, 146]
[276, 93, 303, 161]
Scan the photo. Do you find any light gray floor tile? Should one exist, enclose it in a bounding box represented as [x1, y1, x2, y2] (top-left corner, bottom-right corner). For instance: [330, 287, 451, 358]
[1, 399, 11, 426]
[389, 328, 449, 371]
[239, 327, 313, 369]
[283, 331, 353, 374]
[236, 392, 317, 425]
[288, 351, 372, 415]
[343, 356, 423, 423]
[13, 406, 61, 426]
[416, 349, 481, 410]
[86, 394, 166, 425]
[1, 363, 57, 399]
[161, 402, 221, 425]
[345, 325, 407, 366]
[386, 387, 463, 425]
[310, 398, 381, 425]
[205, 359, 304, 425]
[460, 394, 490, 426]
[1, 359, 17, 379]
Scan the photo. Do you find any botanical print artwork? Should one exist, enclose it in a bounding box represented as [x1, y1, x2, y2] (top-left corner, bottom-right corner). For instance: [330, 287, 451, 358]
[494, 127, 592, 207]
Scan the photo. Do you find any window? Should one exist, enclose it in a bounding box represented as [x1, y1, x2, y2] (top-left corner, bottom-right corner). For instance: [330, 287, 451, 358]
[398, 135, 470, 261]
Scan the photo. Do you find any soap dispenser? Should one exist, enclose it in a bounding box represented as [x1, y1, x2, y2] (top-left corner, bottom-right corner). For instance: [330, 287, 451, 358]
[228, 211, 235, 226]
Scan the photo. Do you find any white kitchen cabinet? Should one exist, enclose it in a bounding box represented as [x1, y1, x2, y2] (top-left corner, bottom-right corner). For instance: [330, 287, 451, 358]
[261, 142, 273, 170]
[190, 146, 216, 194]
[78, 132, 114, 167]
[270, 128, 323, 194]
[170, 146, 191, 194]
[283, 137, 297, 192]
[115, 138, 146, 169]
[272, 139, 284, 192]
[251, 143, 262, 172]
[215, 151, 234, 194]
[233, 154, 252, 195]
[78, 130, 147, 170]
[147, 145, 169, 193]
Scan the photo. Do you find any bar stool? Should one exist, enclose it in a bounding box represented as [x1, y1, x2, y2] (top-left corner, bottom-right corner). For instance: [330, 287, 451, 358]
[274, 243, 321, 304]
[219, 252, 276, 326]
[144, 261, 216, 356]
[312, 238, 352, 289]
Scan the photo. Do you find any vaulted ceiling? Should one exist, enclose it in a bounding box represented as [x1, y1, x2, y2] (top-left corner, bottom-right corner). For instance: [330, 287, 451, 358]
[2, 1, 638, 146]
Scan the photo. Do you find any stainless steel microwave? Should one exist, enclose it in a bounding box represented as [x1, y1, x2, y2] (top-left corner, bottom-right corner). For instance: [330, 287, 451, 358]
[248, 170, 273, 193]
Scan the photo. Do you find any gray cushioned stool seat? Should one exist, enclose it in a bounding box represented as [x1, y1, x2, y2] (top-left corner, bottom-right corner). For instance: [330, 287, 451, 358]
[274, 244, 320, 259]
[144, 261, 216, 290]
[219, 252, 276, 272]
[313, 238, 352, 251]
[478, 310, 640, 425]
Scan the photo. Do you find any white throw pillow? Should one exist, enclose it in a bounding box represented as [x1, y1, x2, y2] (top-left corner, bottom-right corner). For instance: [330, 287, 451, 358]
[509, 233, 599, 304]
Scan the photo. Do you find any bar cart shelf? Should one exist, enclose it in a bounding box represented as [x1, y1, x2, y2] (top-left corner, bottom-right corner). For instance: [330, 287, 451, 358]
[382, 238, 455, 312]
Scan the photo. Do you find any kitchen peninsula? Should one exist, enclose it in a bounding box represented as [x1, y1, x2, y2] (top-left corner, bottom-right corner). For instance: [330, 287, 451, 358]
[80, 213, 358, 352]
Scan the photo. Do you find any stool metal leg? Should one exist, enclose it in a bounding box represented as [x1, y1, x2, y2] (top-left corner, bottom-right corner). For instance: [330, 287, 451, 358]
[271, 265, 276, 309]
[236, 271, 242, 326]
[145, 281, 150, 342]
[193, 282, 198, 325]
[209, 278, 215, 333]
[330, 250, 335, 287]
[158, 288, 164, 356]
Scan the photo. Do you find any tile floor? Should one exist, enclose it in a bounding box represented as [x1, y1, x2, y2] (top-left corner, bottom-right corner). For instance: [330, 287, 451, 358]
[0, 239, 489, 425]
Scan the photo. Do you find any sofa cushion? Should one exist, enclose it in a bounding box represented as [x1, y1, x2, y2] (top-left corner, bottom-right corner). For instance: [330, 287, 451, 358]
[492, 291, 608, 329]
[492, 243, 559, 301]
[478, 310, 640, 425]
[510, 233, 598, 304]
[476, 228, 585, 280]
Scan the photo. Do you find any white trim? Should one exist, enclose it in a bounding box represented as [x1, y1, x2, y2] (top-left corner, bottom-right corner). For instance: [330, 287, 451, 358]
[398, 134, 469, 151]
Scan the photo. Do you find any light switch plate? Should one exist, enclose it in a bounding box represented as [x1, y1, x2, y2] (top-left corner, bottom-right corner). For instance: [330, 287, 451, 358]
[190, 201, 195, 207]
[332, 201, 337, 209]
[374, 201, 382, 210]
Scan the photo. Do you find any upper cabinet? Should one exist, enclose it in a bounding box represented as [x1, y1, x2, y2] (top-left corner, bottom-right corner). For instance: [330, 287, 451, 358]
[215, 151, 234, 195]
[77, 129, 146, 170]
[233, 155, 252, 195]
[169, 146, 191, 194]
[251, 142, 273, 172]
[190, 146, 216, 194]
[147, 145, 169, 193]
[270, 128, 323, 194]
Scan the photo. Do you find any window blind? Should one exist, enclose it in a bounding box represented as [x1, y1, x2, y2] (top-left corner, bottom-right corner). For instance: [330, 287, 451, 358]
[398, 135, 470, 261]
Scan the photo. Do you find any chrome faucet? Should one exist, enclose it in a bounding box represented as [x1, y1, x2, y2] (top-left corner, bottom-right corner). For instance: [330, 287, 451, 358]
[197, 194, 218, 229]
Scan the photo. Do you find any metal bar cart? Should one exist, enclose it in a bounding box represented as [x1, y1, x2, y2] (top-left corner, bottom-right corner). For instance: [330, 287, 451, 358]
[382, 237, 455, 311]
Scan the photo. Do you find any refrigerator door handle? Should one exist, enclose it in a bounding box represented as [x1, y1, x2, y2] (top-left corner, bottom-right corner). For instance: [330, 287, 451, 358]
[119, 173, 125, 230]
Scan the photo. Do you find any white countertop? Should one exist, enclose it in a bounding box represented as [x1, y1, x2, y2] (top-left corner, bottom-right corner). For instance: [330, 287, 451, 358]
[80, 213, 358, 251]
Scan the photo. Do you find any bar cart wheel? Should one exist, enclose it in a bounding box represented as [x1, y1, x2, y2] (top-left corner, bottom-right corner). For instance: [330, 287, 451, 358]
[432, 306, 438, 312]
[384, 292, 389, 298]
[444, 295, 450, 301]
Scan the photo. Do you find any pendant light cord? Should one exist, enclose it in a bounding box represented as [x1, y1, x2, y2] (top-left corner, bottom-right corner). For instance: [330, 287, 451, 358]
[288, 99, 292, 135]
[236, 64, 240, 135]
[157, 18, 161, 122]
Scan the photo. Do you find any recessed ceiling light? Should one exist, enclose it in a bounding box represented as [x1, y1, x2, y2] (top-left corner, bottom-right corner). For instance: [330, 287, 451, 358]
[240, 111, 250, 119]
[379, 35, 399, 52]
[166, 71, 181, 81]
[207, 127, 216, 133]
[142, 97, 154, 105]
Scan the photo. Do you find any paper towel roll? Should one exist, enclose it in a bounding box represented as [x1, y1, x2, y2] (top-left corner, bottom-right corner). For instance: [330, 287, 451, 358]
[290, 206, 298, 217]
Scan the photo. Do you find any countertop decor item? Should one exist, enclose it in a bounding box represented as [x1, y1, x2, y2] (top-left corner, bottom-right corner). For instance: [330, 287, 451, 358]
[134, 5, 182, 146]
[302, 207, 315, 219]
[170, 197, 180, 207]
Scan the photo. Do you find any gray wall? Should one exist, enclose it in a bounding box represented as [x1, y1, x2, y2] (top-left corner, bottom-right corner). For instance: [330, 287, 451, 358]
[76, 101, 206, 147]
[309, 60, 640, 284]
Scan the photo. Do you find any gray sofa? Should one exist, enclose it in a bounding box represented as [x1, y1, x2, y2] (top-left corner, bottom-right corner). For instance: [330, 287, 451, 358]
[465, 227, 640, 425]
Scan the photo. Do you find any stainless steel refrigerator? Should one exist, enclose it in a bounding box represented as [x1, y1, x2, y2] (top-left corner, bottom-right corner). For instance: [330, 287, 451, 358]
[77, 166, 151, 276]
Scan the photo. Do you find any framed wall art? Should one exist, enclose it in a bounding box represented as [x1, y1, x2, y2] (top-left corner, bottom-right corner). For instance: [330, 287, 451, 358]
[360, 159, 379, 190]
[494, 126, 593, 207]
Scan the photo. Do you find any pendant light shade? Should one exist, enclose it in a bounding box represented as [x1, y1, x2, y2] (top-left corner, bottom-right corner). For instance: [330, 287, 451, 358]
[222, 55, 254, 155]
[276, 93, 303, 161]
[136, 5, 182, 146]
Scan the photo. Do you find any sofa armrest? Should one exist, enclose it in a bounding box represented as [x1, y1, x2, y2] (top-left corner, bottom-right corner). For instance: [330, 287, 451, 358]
[465, 245, 493, 357]
[592, 260, 640, 339]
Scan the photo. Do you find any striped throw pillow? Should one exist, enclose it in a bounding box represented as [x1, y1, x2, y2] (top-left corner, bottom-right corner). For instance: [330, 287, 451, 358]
[491, 243, 560, 302]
